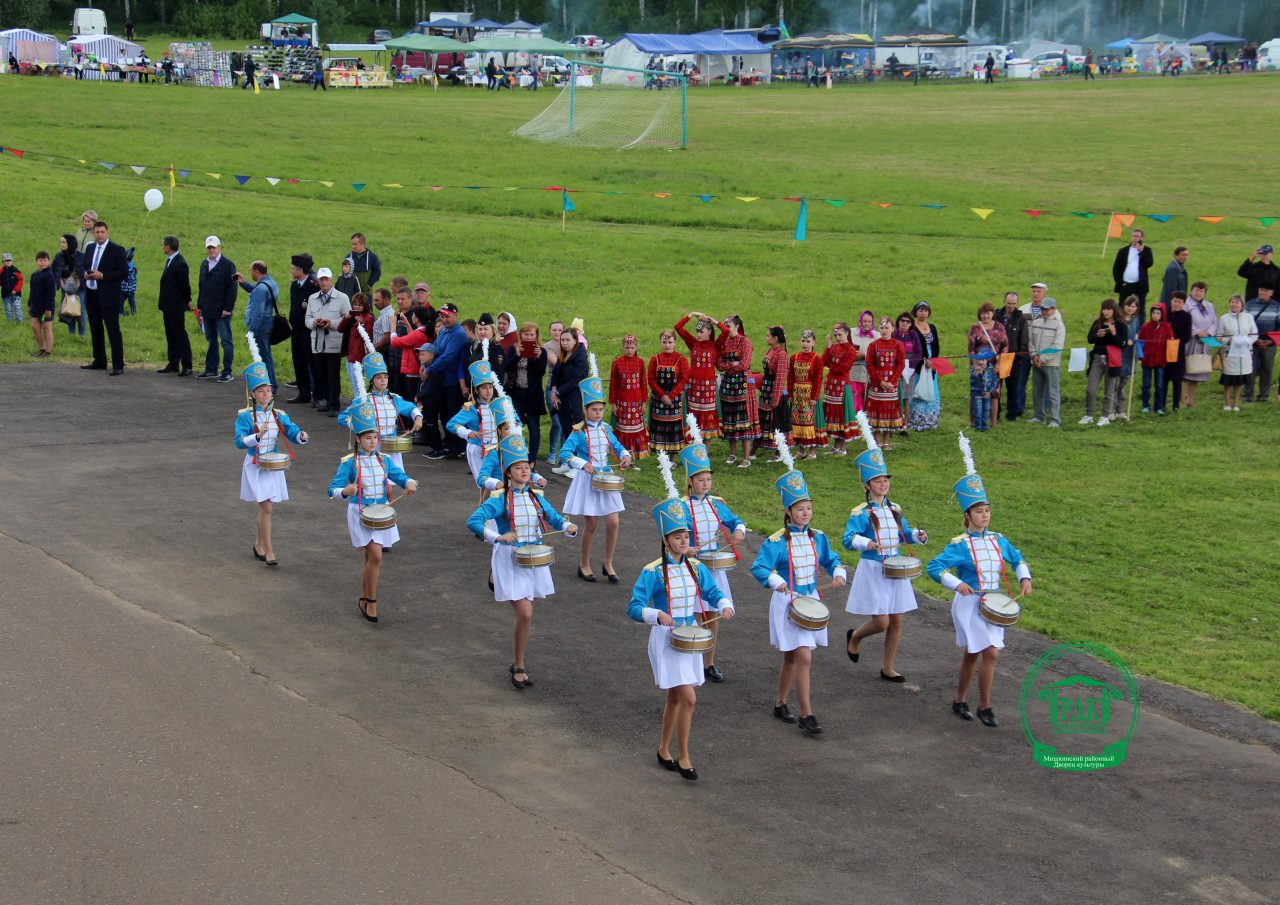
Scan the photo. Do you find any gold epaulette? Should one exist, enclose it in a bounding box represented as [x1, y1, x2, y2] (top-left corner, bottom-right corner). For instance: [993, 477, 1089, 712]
[489, 489, 504, 498]
[951, 534, 966, 544]
[768, 528, 787, 542]
[889, 502, 901, 512]
[643, 557, 663, 572]
[850, 502, 868, 515]
[341, 453, 354, 462]
[239, 405, 253, 413]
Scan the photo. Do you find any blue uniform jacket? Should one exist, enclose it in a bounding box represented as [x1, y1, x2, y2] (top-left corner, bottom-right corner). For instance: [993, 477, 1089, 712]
[926, 529, 1031, 592]
[467, 487, 566, 544]
[627, 553, 729, 626]
[336, 391, 420, 432]
[841, 501, 926, 562]
[327, 453, 411, 505]
[558, 421, 628, 470]
[446, 402, 494, 448]
[750, 526, 847, 594]
[234, 406, 305, 453]
[475, 447, 545, 491]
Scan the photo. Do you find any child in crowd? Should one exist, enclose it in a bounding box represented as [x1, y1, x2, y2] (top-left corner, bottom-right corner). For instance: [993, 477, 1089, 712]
[609, 333, 650, 463]
[647, 329, 689, 453]
[338, 293, 376, 395]
[1, 253, 23, 323]
[675, 311, 726, 439]
[27, 251, 56, 357]
[448, 358, 501, 483]
[821, 322, 857, 455]
[120, 249, 137, 316]
[1137, 302, 1174, 414]
[1116, 296, 1142, 420]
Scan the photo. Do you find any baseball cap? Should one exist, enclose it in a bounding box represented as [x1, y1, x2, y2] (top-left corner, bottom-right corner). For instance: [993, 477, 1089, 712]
[1030, 282, 1048, 290]
[417, 342, 436, 353]
[440, 302, 459, 314]
[1040, 296, 1059, 308]
[1260, 245, 1274, 255]
[1, 253, 12, 262]
[315, 267, 333, 279]
[204, 235, 221, 248]
[414, 282, 431, 292]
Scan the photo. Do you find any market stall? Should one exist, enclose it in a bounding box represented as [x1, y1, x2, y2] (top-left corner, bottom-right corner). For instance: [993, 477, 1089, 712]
[1, 28, 59, 72]
[323, 44, 390, 87]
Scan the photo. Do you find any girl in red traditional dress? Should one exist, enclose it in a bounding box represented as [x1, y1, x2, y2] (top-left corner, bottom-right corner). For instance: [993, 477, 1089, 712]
[716, 315, 758, 468]
[788, 329, 825, 459]
[821, 322, 858, 455]
[864, 316, 907, 449]
[648, 329, 690, 452]
[675, 311, 726, 440]
[756, 325, 791, 457]
[608, 334, 649, 463]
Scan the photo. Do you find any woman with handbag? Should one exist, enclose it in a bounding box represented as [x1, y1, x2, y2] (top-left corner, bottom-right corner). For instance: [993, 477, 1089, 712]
[1217, 295, 1258, 412]
[1183, 282, 1218, 408]
[52, 234, 86, 337]
[1080, 299, 1127, 426]
[907, 302, 942, 432]
[966, 303, 1008, 432]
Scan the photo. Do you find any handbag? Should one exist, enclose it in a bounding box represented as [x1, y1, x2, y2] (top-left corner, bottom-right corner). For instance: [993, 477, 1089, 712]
[1185, 353, 1212, 375]
[60, 291, 82, 319]
[265, 283, 291, 345]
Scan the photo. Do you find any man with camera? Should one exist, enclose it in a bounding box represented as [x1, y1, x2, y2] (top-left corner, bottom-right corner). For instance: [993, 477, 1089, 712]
[1112, 228, 1153, 322]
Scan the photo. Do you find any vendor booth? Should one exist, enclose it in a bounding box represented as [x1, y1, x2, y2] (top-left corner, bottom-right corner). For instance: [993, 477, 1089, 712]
[68, 34, 144, 79]
[264, 13, 318, 48]
[323, 43, 390, 87]
[1, 28, 59, 72]
[603, 30, 773, 85]
[772, 32, 873, 81]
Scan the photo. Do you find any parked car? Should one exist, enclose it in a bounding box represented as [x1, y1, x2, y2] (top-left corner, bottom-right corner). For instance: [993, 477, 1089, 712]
[369, 28, 392, 44]
[540, 55, 573, 74]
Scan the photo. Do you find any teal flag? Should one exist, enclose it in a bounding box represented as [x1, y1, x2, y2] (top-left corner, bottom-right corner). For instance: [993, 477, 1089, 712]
[563, 190, 575, 212]
[794, 197, 808, 242]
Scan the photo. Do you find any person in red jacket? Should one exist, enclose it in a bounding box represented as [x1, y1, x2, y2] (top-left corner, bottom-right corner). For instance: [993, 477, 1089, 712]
[337, 293, 376, 394]
[1137, 301, 1174, 415]
[609, 334, 649, 462]
[647, 329, 690, 452]
[390, 305, 432, 403]
[821, 322, 858, 454]
[865, 317, 907, 448]
[675, 311, 727, 440]
[1, 253, 24, 323]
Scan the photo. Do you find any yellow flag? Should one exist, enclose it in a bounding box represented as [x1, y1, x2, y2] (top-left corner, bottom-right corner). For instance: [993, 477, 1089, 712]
[971, 208, 995, 220]
[253, 78, 260, 95]
[169, 167, 176, 189]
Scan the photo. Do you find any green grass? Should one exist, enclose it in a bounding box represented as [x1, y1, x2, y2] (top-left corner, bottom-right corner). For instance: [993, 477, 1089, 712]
[1, 75, 1277, 719]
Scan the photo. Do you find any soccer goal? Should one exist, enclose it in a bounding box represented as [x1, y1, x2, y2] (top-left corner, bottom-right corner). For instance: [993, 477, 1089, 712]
[514, 61, 687, 150]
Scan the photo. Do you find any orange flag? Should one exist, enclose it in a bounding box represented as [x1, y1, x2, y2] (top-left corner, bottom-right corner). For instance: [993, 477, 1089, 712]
[1108, 213, 1135, 238]
[1166, 338, 1180, 361]
[1197, 216, 1225, 225]
[997, 352, 1016, 379]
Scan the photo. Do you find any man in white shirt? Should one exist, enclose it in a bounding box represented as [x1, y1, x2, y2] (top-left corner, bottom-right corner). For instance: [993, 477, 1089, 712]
[1111, 228, 1154, 321]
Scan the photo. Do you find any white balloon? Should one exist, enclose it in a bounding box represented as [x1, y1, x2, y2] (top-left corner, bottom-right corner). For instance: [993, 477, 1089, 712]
[144, 188, 164, 212]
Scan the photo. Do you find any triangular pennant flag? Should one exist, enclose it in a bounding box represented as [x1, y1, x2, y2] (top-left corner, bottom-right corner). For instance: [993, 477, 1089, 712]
[1146, 214, 1172, 223]
[78, 159, 87, 165]
[971, 208, 995, 220]
[99, 162, 115, 170]
[206, 173, 221, 180]
[653, 192, 672, 199]
[698, 195, 714, 203]
[563, 190, 575, 212]
[824, 199, 846, 208]
[320, 181, 334, 188]
[169, 166, 176, 189]
[235, 175, 250, 185]
[921, 204, 946, 209]
[1071, 211, 1095, 219]
[1108, 213, 1135, 238]
[266, 177, 280, 186]
[929, 356, 956, 376]
[1260, 217, 1278, 228]
[352, 183, 365, 192]
[1021, 209, 1044, 218]
[430, 185, 443, 190]
[286, 179, 300, 185]
[874, 202, 892, 209]
[543, 185, 564, 191]
[503, 186, 518, 191]
[782, 197, 802, 202]
[603, 191, 623, 196]
[130, 165, 145, 175]
[7, 148, 25, 158]
[179, 169, 190, 178]
[1197, 216, 1225, 225]
[793, 197, 808, 242]
[1269, 332, 1280, 346]
[465, 185, 482, 190]
[736, 197, 759, 203]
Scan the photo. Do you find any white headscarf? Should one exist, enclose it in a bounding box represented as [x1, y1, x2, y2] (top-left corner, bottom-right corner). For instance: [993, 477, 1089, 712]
[498, 311, 518, 338]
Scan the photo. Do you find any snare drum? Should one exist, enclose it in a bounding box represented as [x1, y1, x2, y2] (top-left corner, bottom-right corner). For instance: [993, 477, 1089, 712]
[256, 452, 291, 472]
[697, 549, 737, 571]
[978, 593, 1021, 626]
[514, 544, 555, 568]
[591, 472, 625, 493]
[787, 596, 830, 631]
[670, 624, 715, 653]
[881, 555, 923, 580]
[380, 433, 413, 453]
[359, 503, 397, 530]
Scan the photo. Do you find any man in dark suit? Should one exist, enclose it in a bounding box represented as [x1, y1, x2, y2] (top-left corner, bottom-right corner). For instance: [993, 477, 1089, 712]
[286, 253, 319, 403]
[1111, 227, 1154, 321]
[196, 236, 237, 383]
[80, 220, 128, 375]
[156, 235, 193, 375]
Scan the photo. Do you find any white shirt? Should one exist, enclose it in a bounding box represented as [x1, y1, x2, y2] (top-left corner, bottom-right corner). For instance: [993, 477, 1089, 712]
[86, 241, 106, 289]
[968, 535, 1006, 593]
[356, 453, 388, 504]
[1122, 246, 1141, 284]
[207, 254, 222, 271]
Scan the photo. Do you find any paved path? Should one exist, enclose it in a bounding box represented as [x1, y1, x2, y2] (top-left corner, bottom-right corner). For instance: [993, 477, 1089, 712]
[1, 365, 1276, 905]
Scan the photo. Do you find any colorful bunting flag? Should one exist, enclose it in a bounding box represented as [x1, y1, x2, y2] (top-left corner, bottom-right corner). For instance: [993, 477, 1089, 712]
[793, 197, 808, 243]
[352, 183, 365, 192]
[1108, 213, 1135, 238]
[997, 352, 1016, 379]
[180, 170, 190, 178]
[206, 173, 221, 180]
[603, 191, 623, 196]
[736, 197, 759, 202]
[1166, 339, 1181, 362]
[1197, 216, 1225, 225]
[1269, 332, 1280, 346]
[78, 159, 86, 165]
[971, 208, 994, 220]
[235, 175, 250, 185]
[1022, 210, 1044, 218]
[1071, 212, 1095, 219]
[698, 195, 714, 203]
[129, 165, 145, 175]
[430, 185, 443, 190]
[286, 179, 300, 184]
[653, 193, 672, 199]
[1200, 336, 1224, 349]
[824, 200, 846, 207]
[99, 162, 115, 170]
[1068, 348, 1088, 372]
[1146, 214, 1172, 223]
[921, 204, 946, 209]
[320, 181, 333, 188]
[266, 177, 281, 186]
[874, 202, 891, 209]
[1260, 218, 1278, 228]
[929, 356, 956, 376]
[563, 190, 575, 212]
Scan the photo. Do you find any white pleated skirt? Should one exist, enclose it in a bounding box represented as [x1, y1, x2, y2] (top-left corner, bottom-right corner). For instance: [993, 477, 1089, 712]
[647, 624, 706, 689]
[563, 469, 625, 517]
[845, 559, 919, 616]
[465, 444, 484, 481]
[240, 456, 289, 503]
[951, 592, 1005, 653]
[345, 502, 401, 548]
[768, 589, 828, 652]
[491, 544, 555, 602]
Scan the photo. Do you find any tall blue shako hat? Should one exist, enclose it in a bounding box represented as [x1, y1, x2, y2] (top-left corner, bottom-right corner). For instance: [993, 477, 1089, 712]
[356, 323, 387, 380]
[344, 361, 380, 435]
[681, 413, 712, 480]
[771, 430, 811, 508]
[497, 382, 528, 471]
[854, 410, 890, 484]
[469, 339, 496, 389]
[953, 431, 989, 512]
[243, 331, 271, 394]
[653, 450, 691, 536]
[579, 351, 605, 408]
[488, 395, 522, 429]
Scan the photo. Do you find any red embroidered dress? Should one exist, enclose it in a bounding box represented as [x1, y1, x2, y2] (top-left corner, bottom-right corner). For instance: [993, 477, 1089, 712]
[675, 315, 727, 438]
[608, 353, 649, 457]
[821, 342, 858, 441]
[788, 351, 825, 448]
[864, 337, 906, 431]
[756, 344, 791, 449]
[647, 351, 690, 451]
[716, 333, 759, 440]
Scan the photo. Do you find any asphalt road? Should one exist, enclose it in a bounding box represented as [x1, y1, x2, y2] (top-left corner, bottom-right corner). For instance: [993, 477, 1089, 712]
[1, 364, 1276, 905]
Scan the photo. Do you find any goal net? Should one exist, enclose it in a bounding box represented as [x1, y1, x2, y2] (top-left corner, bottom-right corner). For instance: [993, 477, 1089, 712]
[514, 61, 687, 150]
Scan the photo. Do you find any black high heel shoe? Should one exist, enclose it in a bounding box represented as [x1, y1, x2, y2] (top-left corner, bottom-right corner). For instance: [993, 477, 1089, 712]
[358, 598, 379, 624]
[252, 545, 266, 562]
[602, 566, 620, 584]
[577, 567, 597, 582]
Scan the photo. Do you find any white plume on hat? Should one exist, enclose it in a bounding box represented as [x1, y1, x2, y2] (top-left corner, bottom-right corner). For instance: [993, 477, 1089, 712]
[774, 430, 796, 472]
[353, 362, 368, 403]
[357, 323, 375, 356]
[481, 336, 489, 366]
[588, 351, 599, 379]
[958, 431, 976, 476]
[245, 331, 263, 364]
[685, 413, 703, 446]
[657, 450, 680, 501]
[856, 410, 877, 451]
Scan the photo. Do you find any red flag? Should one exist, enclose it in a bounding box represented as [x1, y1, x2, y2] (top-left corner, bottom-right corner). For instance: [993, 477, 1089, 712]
[6, 148, 24, 158]
[929, 356, 956, 376]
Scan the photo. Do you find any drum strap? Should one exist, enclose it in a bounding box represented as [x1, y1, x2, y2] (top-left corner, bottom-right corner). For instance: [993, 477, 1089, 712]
[786, 530, 821, 600]
[507, 486, 549, 545]
[964, 533, 1013, 595]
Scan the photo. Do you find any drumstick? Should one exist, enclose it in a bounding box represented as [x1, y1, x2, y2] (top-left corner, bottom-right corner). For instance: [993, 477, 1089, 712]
[387, 490, 411, 506]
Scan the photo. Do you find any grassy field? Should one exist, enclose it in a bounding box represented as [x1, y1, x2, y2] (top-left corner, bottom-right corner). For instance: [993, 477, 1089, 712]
[1, 75, 1277, 719]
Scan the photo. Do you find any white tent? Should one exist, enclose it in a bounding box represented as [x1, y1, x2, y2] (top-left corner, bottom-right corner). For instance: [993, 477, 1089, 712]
[69, 34, 143, 62]
[602, 32, 771, 85]
[1, 27, 59, 64]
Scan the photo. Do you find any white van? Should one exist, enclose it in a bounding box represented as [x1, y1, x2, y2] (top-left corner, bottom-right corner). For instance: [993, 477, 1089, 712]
[71, 7, 107, 36]
[1258, 39, 1280, 71]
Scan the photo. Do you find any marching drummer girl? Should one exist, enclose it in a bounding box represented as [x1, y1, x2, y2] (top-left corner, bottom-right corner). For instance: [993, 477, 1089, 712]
[842, 411, 928, 683]
[329, 370, 418, 624]
[475, 396, 547, 492]
[559, 354, 632, 583]
[627, 452, 733, 781]
[447, 355, 501, 483]
[680, 414, 746, 685]
[338, 325, 422, 472]
[751, 434, 847, 734]
[235, 333, 309, 567]
[926, 432, 1032, 729]
[468, 428, 577, 690]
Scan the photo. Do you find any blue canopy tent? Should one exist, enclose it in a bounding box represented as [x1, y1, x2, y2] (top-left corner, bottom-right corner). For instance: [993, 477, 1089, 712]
[416, 18, 470, 32]
[1105, 37, 1136, 49]
[468, 18, 504, 29]
[602, 30, 774, 84]
[1186, 31, 1246, 46]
